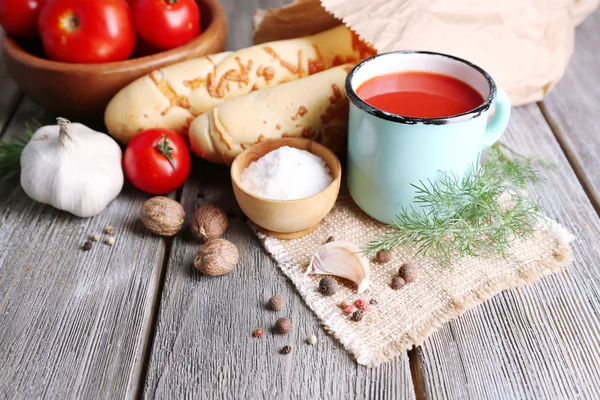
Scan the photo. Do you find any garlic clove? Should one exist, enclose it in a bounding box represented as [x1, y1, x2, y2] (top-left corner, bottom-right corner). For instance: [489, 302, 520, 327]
[307, 241, 370, 293]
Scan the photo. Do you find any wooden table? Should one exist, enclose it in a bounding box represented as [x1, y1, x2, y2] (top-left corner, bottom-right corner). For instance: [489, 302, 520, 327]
[2, 2, 600, 399]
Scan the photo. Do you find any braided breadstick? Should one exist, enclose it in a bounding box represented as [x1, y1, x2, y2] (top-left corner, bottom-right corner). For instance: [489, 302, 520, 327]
[188, 65, 353, 165]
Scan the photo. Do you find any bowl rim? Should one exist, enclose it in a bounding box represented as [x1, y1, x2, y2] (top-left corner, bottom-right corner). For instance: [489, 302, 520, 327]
[230, 138, 343, 204]
[0, 0, 226, 73]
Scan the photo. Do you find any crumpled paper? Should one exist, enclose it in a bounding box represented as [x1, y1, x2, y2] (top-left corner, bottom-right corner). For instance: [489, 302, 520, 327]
[254, 0, 598, 105]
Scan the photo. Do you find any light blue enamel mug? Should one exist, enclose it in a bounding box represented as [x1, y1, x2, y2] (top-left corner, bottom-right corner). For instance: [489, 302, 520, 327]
[346, 51, 511, 224]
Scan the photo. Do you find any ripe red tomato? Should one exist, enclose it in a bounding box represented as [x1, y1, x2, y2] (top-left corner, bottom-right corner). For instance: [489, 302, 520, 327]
[0, 0, 44, 37]
[38, 0, 136, 63]
[132, 0, 201, 50]
[123, 129, 191, 195]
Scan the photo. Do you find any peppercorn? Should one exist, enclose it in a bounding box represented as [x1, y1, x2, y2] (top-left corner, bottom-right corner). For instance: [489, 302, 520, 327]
[90, 233, 100, 242]
[376, 249, 392, 264]
[281, 345, 292, 354]
[253, 328, 263, 338]
[82, 241, 92, 251]
[369, 299, 378, 305]
[343, 305, 356, 315]
[268, 295, 285, 311]
[105, 225, 114, 235]
[399, 262, 419, 283]
[319, 277, 338, 296]
[355, 299, 366, 309]
[105, 236, 115, 246]
[307, 335, 317, 345]
[339, 300, 352, 309]
[274, 318, 292, 334]
[324, 236, 334, 244]
[391, 276, 405, 290]
[351, 310, 364, 321]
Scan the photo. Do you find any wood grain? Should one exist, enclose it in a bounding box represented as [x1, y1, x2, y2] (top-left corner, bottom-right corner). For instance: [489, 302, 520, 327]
[414, 104, 600, 398]
[539, 9, 600, 212]
[142, 1, 416, 398]
[0, 99, 168, 398]
[2, 1, 600, 399]
[0, 28, 22, 137]
[142, 159, 416, 399]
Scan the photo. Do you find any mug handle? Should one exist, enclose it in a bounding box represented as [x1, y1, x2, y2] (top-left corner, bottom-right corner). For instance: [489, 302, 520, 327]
[482, 88, 511, 149]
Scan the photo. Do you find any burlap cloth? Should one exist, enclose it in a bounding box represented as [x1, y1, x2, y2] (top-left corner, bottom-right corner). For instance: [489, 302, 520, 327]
[252, 187, 574, 367]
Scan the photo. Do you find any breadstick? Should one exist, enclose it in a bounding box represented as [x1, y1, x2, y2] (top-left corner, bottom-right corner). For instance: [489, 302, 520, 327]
[188, 64, 353, 165]
[104, 26, 375, 144]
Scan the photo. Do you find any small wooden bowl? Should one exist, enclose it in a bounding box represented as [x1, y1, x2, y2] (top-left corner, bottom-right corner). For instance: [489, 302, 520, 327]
[1, 0, 227, 120]
[231, 138, 342, 239]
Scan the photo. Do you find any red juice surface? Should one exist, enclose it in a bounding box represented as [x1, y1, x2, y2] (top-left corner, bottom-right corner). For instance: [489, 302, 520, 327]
[356, 71, 484, 118]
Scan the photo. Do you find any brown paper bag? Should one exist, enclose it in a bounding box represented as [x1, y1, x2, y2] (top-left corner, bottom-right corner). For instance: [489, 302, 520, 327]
[254, 0, 598, 105]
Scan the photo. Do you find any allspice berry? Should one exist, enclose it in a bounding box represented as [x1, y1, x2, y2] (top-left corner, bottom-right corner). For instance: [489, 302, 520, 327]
[194, 239, 239, 276]
[191, 204, 228, 242]
[399, 262, 419, 283]
[268, 295, 285, 311]
[274, 318, 292, 334]
[391, 276, 405, 290]
[351, 310, 364, 322]
[281, 345, 292, 355]
[376, 249, 392, 264]
[141, 197, 185, 237]
[319, 277, 338, 296]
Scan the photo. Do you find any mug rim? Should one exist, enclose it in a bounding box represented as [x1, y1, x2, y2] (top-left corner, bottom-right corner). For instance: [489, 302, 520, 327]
[345, 50, 497, 125]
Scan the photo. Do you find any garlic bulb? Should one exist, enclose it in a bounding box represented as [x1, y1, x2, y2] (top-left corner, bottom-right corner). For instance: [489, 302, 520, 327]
[20, 118, 123, 218]
[307, 241, 371, 293]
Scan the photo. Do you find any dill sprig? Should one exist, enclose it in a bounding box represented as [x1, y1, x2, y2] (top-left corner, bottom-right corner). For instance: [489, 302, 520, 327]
[364, 142, 548, 264]
[0, 121, 39, 177]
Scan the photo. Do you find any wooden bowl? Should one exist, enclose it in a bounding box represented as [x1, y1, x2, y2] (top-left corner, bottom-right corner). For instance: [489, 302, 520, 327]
[1, 0, 227, 120]
[231, 138, 342, 239]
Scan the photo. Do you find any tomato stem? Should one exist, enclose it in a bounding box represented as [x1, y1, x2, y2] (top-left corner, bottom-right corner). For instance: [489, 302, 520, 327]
[166, 0, 179, 4]
[60, 12, 80, 32]
[157, 134, 176, 169]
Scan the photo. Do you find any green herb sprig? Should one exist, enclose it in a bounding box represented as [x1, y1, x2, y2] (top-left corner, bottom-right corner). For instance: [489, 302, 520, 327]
[365, 142, 550, 264]
[0, 121, 39, 177]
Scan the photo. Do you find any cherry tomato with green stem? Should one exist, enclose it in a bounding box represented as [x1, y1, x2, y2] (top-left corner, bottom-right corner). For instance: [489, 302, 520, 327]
[123, 129, 191, 195]
[132, 0, 201, 50]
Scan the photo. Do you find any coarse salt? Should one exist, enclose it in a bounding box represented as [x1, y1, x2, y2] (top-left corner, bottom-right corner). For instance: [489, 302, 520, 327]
[240, 146, 333, 200]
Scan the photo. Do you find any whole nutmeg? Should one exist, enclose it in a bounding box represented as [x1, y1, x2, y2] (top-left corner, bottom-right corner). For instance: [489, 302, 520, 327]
[391, 276, 406, 290]
[399, 262, 419, 283]
[141, 197, 185, 236]
[319, 277, 338, 296]
[268, 295, 285, 311]
[274, 318, 292, 334]
[376, 249, 392, 264]
[193, 239, 239, 276]
[191, 204, 228, 242]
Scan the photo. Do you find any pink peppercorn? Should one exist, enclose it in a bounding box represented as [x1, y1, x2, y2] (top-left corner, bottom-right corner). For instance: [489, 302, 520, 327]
[355, 299, 366, 309]
[359, 303, 369, 312]
[343, 305, 356, 315]
[339, 300, 352, 309]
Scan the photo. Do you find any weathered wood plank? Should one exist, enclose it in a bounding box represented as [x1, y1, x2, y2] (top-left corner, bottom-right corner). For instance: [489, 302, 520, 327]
[539, 9, 600, 211]
[414, 104, 600, 398]
[0, 98, 168, 398]
[0, 28, 23, 136]
[142, 161, 416, 400]
[143, 0, 415, 398]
